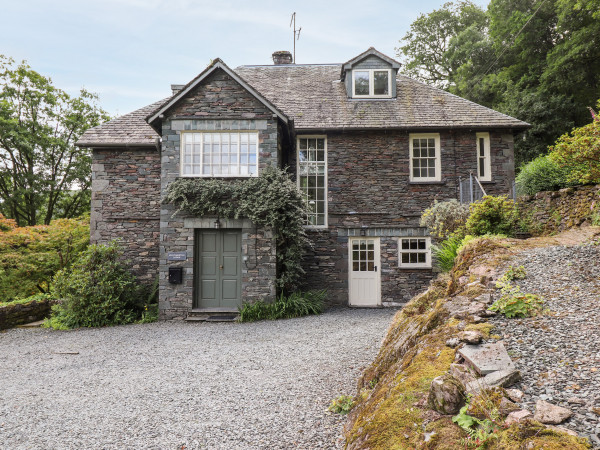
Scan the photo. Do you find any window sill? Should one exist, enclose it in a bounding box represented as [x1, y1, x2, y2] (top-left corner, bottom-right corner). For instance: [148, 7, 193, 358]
[408, 181, 445, 185]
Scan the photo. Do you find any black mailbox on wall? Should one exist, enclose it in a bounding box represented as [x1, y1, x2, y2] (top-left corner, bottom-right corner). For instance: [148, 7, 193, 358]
[168, 267, 183, 284]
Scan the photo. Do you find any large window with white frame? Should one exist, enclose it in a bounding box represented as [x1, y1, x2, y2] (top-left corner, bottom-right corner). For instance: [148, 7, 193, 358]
[399, 237, 431, 268]
[352, 69, 392, 98]
[409, 133, 441, 182]
[477, 132, 491, 182]
[180, 131, 258, 177]
[297, 136, 327, 227]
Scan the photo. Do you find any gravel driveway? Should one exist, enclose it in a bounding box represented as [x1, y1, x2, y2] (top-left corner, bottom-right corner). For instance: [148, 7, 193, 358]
[0, 307, 395, 449]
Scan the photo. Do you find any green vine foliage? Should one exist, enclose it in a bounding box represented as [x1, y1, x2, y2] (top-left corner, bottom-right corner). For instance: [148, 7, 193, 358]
[164, 167, 309, 292]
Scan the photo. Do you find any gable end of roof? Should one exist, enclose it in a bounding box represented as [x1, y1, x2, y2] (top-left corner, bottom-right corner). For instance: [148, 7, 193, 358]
[146, 59, 288, 125]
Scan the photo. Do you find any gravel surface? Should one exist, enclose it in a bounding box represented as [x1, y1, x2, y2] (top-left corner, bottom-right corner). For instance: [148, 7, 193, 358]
[490, 239, 600, 446]
[0, 307, 395, 450]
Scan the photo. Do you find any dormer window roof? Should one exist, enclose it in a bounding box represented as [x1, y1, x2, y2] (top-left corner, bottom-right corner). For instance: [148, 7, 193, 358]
[341, 47, 401, 99]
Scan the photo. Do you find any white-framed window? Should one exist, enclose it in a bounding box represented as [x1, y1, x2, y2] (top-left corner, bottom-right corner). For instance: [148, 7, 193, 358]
[180, 131, 259, 177]
[399, 237, 431, 268]
[409, 133, 441, 182]
[297, 136, 327, 227]
[352, 69, 392, 98]
[477, 132, 491, 182]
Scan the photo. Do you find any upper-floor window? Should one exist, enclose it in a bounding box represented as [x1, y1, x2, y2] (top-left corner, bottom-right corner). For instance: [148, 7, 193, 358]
[352, 69, 392, 98]
[409, 133, 441, 182]
[181, 131, 258, 177]
[477, 132, 491, 182]
[297, 136, 327, 227]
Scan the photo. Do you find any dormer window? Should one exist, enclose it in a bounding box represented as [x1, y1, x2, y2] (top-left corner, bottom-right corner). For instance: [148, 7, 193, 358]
[352, 69, 392, 98]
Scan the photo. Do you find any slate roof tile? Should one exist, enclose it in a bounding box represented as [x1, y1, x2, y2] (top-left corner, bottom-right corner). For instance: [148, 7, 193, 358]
[77, 64, 528, 147]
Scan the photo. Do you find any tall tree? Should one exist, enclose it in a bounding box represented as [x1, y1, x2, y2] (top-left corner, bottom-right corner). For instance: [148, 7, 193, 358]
[397, 0, 600, 167]
[0, 56, 109, 226]
[397, 1, 488, 87]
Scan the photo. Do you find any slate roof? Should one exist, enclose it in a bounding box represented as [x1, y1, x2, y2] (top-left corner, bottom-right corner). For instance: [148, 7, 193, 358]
[77, 62, 528, 147]
[77, 99, 167, 148]
[236, 64, 529, 130]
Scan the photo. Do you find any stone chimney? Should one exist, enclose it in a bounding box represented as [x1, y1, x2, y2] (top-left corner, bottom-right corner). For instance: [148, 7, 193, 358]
[272, 51, 293, 65]
[171, 84, 184, 95]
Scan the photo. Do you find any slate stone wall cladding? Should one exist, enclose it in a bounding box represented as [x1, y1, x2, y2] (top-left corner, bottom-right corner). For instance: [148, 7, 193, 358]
[90, 148, 160, 281]
[297, 129, 514, 305]
[168, 70, 273, 120]
[158, 69, 279, 319]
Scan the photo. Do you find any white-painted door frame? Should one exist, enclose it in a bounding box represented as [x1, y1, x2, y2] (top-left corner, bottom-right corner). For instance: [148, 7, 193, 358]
[348, 237, 381, 307]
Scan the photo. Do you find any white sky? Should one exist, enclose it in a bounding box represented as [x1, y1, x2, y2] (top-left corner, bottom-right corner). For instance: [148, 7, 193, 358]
[1, 0, 488, 117]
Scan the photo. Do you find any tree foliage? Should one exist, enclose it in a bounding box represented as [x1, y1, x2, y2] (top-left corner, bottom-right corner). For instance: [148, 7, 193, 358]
[165, 167, 309, 293]
[0, 215, 89, 301]
[398, 0, 600, 166]
[0, 56, 110, 226]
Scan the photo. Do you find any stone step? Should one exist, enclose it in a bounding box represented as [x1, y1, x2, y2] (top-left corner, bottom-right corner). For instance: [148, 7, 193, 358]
[185, 314, 238, 322]
[458, 341, 515, 375]
[17, 320, 46, 328]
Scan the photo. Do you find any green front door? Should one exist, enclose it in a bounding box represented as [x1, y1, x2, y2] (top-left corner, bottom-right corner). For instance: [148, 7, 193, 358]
[194, 229, 242, 309]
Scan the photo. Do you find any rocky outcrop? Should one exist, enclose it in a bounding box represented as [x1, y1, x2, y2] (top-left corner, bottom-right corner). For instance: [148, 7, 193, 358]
[428, 374, 465, 414]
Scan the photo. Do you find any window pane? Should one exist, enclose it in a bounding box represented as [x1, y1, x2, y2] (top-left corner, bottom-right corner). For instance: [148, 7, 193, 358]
[373, 71, 389, 95]
[480, 158, 485, 177]
[354, 71, 370, 95]
[360, 262, 367, 271]
[418, 239, 426, 250]
[401, 239, 409, 250]
[418, 253, 426, 263]
[402, 253, 409, 263]
[353, 262, 359, 271]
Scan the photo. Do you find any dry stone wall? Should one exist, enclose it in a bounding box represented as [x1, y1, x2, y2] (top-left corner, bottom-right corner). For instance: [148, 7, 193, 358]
[518, 184, 600, 235]
[0, 298, 55, 330]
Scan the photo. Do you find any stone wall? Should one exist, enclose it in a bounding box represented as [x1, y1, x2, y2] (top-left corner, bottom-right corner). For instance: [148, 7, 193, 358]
[518, 184, 600, 235]
[91, 148, 161, 282]
[0, 298, 55, 330]
[298, 129, 514, 305]
[159, 67, 279, 320]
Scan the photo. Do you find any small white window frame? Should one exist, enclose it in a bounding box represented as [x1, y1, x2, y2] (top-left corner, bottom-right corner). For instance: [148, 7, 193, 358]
[398, 237, 432, 269]
[476, 132, 491, 182]
[352, 69, 392, 99]
[297, 135, 328, 229]
[409, 133, 441, 182]
[179, 131, 260, 178]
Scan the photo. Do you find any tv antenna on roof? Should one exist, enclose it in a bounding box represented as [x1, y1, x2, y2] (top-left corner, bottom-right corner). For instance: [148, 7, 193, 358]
[290, 12, 301, 63]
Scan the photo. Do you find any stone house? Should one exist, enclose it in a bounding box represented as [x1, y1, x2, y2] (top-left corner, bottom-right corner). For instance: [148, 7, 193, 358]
[77, 48, 528, 320]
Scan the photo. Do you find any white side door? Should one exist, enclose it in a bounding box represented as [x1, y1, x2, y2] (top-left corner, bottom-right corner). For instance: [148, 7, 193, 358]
[348, 238, 381, 306]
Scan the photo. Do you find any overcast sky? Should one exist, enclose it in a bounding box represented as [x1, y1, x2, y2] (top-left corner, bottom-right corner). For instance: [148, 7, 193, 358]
[2, 0, 488, 117]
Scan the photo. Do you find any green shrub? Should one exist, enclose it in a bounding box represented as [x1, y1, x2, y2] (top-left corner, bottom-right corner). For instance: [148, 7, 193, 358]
[420, 199, 469, 241]
[47, 241, 142, 329]
[515, 155, 573, 195]
[432, 235, 463, 272]
[549, 104, 600, 185]
[504, 265, 526, 281]
[328, 395, 355, 415]
[465, 196, 518, 237]
[490, 274, 544, 318]
[238, 290, 326, 322]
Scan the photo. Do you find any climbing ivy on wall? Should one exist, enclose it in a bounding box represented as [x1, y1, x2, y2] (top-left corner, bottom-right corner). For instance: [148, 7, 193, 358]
[164, 167, 309, 292]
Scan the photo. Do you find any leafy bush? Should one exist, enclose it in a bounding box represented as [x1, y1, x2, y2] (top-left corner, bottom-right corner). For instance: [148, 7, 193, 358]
[0, 216, 89, 301]
[47, 241, 143, 329]
[328, 395, 355, 415]
[165, 167, 308, 292]
[549, 104, 600, 185]
[420, 199, 469, 240]
[515, 155, 572, 195]
[238, 290, 326, 322]
[490, 274, 544, 318]
[504, 265, 526, 281]
[0, 292, 53, 307]
[432, 235, 463, 272]
[465, 196, 518, 237]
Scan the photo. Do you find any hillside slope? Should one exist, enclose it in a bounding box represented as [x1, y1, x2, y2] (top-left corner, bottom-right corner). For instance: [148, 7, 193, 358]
[344, 227, 600, 449]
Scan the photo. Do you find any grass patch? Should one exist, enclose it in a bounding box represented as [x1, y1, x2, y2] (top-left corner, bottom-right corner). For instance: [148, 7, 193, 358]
[238, 290, 325, 322]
